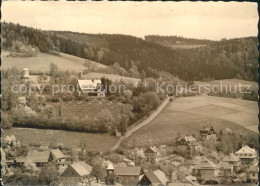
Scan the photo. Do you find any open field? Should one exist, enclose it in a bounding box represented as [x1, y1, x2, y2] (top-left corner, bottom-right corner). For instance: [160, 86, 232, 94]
[50, 99, 132, 121]
[194, 79, 258, 91]
[2, 50, 107, 72]
[3, 127, 116, 152]
[124, 95, 258, 147]
[83, 72, 140, 84]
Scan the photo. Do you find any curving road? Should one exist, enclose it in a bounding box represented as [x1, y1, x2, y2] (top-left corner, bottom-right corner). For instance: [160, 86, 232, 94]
[111, 97, 171, 151]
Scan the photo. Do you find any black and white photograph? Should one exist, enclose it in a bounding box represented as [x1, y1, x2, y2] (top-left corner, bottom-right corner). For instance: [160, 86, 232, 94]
[1, 1, 259, 185]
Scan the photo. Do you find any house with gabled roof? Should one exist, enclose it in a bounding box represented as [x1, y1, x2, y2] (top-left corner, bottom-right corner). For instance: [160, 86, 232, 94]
[235, 145, 257, 164]
[14, 149, 66, 167]
[223, 154, 241, 171]
[137, 169, 168, 186]
[106, 164, 143, 186]
[192, 158, 219, 182]
[144, 147, 157, 163]
[176, 135, 198, 152]
[60, 161, 92, 184]
[50, 149, 66, 164]
[217, 161, 233, 177]
[26, 150, 51, 167]
[78, 79, 105, 97]
[138, 169, 168, 186]
[200, 126, 217, 140]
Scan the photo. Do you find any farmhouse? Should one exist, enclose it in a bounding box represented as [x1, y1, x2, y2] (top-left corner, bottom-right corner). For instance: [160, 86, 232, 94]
[59, 161, 92, 184]
[25, 150, 51, 167]
[137, 169, 168, 186]
[50, 149, 66, 165]
[106, 164, 143, 185]
[14, 149, 65, 167]
[217, 161, 233, 177]
[192, 158, 219, 182]
[235, 145, 257, 164]
[222, 154, 241, 171]
[144, 147, 157, 163]
[77, 79, 105, 97]
[176, 135, 198, 152]
[199, 126, 217, 140]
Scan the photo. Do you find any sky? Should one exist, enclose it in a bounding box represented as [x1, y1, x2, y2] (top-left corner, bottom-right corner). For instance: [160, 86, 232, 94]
[2, 1, 258, 40]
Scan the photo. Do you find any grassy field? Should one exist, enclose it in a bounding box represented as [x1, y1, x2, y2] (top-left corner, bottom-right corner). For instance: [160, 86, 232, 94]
[83, 72, 140, 84]
[3, 127, 116, 152]
[2, 50, 107, 72]
[50, 99, 132, 120]
[194, 79, 258, 91]
[124, 95, 258, 147]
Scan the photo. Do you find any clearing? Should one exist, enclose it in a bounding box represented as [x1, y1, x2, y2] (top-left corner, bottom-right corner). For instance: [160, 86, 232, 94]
[2, 50, 107, 72]
[124, 95, 258, 147]
[3, 127, 116, 152]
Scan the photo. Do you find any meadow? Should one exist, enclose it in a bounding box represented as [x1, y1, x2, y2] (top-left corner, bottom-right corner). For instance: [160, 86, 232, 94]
[124, 95, 258, 148]
[2, 50, 106, 72]
[3, 127, 116, 152]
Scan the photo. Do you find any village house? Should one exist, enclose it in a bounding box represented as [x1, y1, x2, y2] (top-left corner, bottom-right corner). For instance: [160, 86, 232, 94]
[176, 135, 198, 152]
[16, 150, 51, 167]
[217, 161, 233, 177]
[50, 149, 66, 165]
[14, 149, 65, 167]
[78, 79, 105, 97]
[59, 161, 92, 184]
[246, 163, 258, 183]
[222, 154, 241, 172]
[192, 158, 219, 182]
[106, 163, 143, 185]
[199, 126, 217, 140]
[235, 145, 257, 164]
[144, 147, 157, 163]
[137, 169, 168, 186]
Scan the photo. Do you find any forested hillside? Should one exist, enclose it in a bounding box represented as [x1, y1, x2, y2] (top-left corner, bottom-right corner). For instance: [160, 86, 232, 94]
[2, 22, 258, 81]
[145, 35, 215, 46]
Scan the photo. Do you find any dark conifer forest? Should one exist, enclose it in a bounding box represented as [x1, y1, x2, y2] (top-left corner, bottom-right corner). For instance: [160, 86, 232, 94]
[2, 22, 258, 81]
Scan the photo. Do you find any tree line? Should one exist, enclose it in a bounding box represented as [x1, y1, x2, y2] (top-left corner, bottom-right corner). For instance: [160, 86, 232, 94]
[2, 22, 257, 81]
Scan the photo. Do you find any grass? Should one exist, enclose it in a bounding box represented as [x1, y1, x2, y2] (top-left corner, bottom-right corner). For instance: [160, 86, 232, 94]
[83, 72, 140, 84]
[2, 50, 107, 72]
[3, 127, 116, 152]
[124, 95, 258, 148]
[50, 99, 133, 121]
[194, 79, 258, 91]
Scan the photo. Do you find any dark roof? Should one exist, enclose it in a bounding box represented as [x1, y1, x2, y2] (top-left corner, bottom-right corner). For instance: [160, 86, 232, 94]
[115, 166, 142, 176]
[144, 147, 157, 153]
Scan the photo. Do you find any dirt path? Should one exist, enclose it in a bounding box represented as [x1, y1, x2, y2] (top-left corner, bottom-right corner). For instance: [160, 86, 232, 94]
[111, 97, 171, 151]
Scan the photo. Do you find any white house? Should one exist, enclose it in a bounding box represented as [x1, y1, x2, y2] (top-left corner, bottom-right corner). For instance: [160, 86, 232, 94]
[235, 145, 257, 164]
[77, 79, 105, 97]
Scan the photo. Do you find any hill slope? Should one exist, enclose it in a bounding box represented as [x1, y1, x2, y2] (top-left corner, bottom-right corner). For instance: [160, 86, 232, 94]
[2, 22, 258, 81]
[2, 50, 106, 72]
[124, 95, 258, 147]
